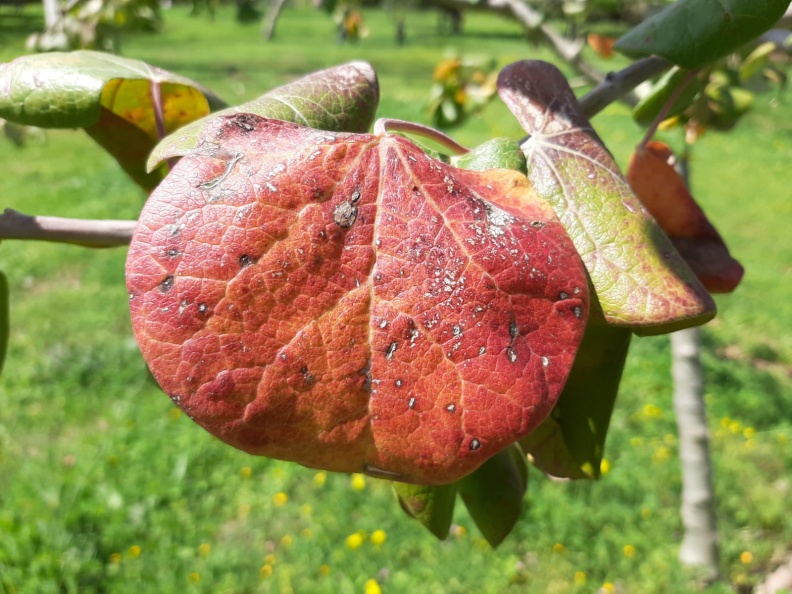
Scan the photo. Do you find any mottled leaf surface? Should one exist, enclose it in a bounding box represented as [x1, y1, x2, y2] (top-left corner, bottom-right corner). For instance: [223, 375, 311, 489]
[148, 61, 379, 171]
[627, 141, 744, 293]
[126, 114, 588, 485]
[459, 444, 528, 547]
[393, 482, 457, 539]
[498, 61, 715, 334]
[521, 321, 631, 479]
[0, 50, 226, 190]
[0, 270, 7, 377]
[615, 0, 791, 70]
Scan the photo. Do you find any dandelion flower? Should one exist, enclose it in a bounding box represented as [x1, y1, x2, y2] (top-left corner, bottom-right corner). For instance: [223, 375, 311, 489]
[240, 466, 252, 479]
[600, 459, 611, 475]
[280, 535, 293, 549]
[740, 551, 753, 564]
[574, 571, 586, 585]
[600, 582, 615, 593]
[314, 472, 327, 487]
[127, 545, 141, 558]
[364, 579, 382, 594]
[552, 543, 565, 554]
[370, 530, 387, 546]
[351, 473, 366, 491]
[623, 545, 636, 558]
[187, 572, 200, 584]
[198, 543, 211, 557]
[346, 532, 364, 550]
[318, 564, 331, 576]
[260, 564, 273, 578]
[273, 492, 288, 507]
[109, 553, 122, 564]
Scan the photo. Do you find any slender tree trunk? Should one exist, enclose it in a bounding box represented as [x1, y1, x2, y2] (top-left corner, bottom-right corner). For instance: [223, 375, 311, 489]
[42, 0, 60, 29]
[262, 0, 288, 41]
[671, 328, 719, 578]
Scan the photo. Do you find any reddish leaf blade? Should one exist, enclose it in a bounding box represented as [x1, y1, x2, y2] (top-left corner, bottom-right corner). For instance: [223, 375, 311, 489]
[498, 60, 716, 334]
[627, 141, 744, 294]
[126, 114, 588, 485]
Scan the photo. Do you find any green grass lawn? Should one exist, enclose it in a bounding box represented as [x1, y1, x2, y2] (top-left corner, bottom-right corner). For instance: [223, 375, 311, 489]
[1, 6, 791, 594]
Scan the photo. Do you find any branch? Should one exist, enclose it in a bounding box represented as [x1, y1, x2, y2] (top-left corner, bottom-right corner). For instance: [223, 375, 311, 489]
[578, 56, 671, 119]
[0, 209, 135, 247]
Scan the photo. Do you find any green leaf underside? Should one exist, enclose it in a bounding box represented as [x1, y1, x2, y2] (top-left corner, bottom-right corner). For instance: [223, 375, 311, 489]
[458, 444, 528, 547]
[0, 270, 7, 377]
[521, 320, 631, 479]
[0, 50, 225, 129]
[393, 482, 457, 539]
[633, 67, 702, 126]
[452, 138, 528, 174]
[147, 61, 380, 171]
[614, 0, 791, 70]
[497, 60, 716, 334]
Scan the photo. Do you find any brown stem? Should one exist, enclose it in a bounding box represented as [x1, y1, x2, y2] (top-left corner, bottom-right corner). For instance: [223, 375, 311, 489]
[150, 80, 167, 141]
[0, 209, 135, 248]
[374, 118, 470, 155]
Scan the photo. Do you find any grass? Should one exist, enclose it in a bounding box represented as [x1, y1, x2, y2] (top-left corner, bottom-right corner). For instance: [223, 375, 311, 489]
[1, 5, 791, 594]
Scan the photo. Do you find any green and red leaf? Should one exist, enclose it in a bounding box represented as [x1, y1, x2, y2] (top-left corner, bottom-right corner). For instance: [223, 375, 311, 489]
[393, 482, 457, 539]
[497, 60, 716, 335]
[126, 114, 589, 485]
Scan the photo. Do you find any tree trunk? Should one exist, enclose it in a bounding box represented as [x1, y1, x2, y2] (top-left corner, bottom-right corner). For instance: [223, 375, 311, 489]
[671, 327, 720, 580]
[42, 0, 60, 29]
[262, 0, 288, 41]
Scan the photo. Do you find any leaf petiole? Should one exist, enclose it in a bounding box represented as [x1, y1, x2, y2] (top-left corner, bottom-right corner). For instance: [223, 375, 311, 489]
[373, 118, 471, 155]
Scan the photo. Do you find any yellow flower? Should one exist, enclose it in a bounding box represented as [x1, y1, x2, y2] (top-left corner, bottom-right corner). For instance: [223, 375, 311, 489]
[640, 507, 652, 519]
[127, 545, 141, 558]
[260, 564, 273, 578]
[740, 551, 753, 564]
[745, 439, 756, 450]
[300, 504, 313, 518]
[280, 535, 293, 550]
[264, 554, 276, 565]
[371, 529, 387, 546]
[452, 524, 467, 538]
[273, 492, 288, 507]
[318, 564, 331, 576]
[302, 528, 313, 538]
[198, 543, 211, 557]
[642, 404, 662, 418]
[743, 427, 756, 439]
[314, 471, 327, 487]
[240, 466, 252, 479]
[346, 532, 364, 550]
[364, 579, 382, 594]
[552, 542, 565, 554]
[720, 417, 732, 428]
[169, 407, 182, 420]
[601, 582, 615, 593]
[652, 446, 671, 463]
[351, 473, 366, 491]
[779, 433, 788, 444]
[433, 58, 461, 83]
[574, 571, 587, 585]
[109, 552, 122, 564]
[629, 437, 644, 448]
[600, 458, 611, 475]
[728, 420, 742, 434]
[663, 434, 676, 445]
[187, 572, 200, 584]
[623, 544, 636, 558]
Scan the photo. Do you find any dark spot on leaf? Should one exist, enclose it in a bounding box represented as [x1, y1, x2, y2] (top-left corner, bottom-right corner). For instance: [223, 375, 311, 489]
[159, 275, 174, 293]
[408, 397, 416, 409]
[509, 321, 519, 340]
[574, 306, 582, 319]
[395, 379, 403, 387]
[470, 438, 481, 451]
[530, 220, 545, 228]
[233, 114, 257, 132]
[333, 201, 358, 228]
[386, 341, 398, 360]
[446, 404, 456, 413]
[350, 189, 361, 204]
[167, 249, 181, 258]
[239, 254, 256, 267]
[359, 360, 371, 392]
[560, 292, 569, 300]
[507, 347, 518, 363]
[198, 303, 209, 314]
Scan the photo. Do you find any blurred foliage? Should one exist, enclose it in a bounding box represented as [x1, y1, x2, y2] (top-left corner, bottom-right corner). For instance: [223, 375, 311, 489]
[428, 55, 498, 128]
[26, 0, 162, 52]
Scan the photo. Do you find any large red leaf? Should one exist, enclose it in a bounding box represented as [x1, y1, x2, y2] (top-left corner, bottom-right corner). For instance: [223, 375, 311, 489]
[126, 114, 588, 485]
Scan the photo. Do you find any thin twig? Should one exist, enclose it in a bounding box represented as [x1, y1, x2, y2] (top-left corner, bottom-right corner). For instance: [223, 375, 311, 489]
[638, 69, 698, 149]
[374, 118, 471, 155]
[0, 209, 135, 247]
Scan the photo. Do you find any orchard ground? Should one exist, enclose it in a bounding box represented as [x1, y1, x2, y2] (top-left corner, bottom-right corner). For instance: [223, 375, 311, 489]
[1, 5, 791, 594]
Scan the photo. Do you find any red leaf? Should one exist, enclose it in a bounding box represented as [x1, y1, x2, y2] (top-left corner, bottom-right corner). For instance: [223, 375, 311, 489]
[627, 141, 744, 293]
[126, 114, 589, 485]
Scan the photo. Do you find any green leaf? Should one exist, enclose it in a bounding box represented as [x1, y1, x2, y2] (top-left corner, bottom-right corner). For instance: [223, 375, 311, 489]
[0, 50, 226, 191]
[632, 67, 702, 126]
[497, 61, 716, 334]
[393, 482, 457, 540]
[451, 138, 527, 174]
[614, 0, 791, 69]
[148, 61, 379, 171]
[458, 445, 528, 547]
[740, 41, 777, 83]
[0, 270, 8, 377]
[521, 320, 631, 479]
